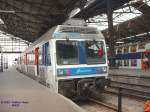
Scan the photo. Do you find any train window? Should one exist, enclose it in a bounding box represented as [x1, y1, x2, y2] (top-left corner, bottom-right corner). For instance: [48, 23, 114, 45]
[56, 40, 106, 65]
[117, 48, 122, 54]
[138, 43, 145, 49]
[124, 60, 129, 66]
[124, 47, 129, 54]
[38, 47, 42, 65]
[43, 42, 51, 65]
[119, 60, 122, 66]
[42, 42, 51, 66]
[131, 59, 137, 66]
[56, 40, 79, 65]
[130, 45, 137, 53]
[85, 41, 106, 64]
[28, 51, 34, 65]
[47, 46, 51, 65]
[115, 48, 117, 55]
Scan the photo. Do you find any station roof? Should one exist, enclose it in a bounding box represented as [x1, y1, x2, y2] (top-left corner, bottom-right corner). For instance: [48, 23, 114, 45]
[75, 0, 131, 19]
[0, 0, 131, 42]
[0, 0, 81, 42]
[101, 1, 150, 44]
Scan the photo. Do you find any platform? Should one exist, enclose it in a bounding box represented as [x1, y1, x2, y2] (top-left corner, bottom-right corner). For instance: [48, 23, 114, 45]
[0, 67, 84, 112]
[109, 68, 150, 77]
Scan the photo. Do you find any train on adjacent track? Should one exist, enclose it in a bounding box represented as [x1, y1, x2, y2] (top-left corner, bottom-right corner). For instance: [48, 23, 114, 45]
[17, 19, 109, 98]
[111, 43, 150, 69]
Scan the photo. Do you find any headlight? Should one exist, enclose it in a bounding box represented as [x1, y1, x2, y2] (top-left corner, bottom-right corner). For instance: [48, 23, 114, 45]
[57, 69, 64, 75]
[102, 67, 107, 73]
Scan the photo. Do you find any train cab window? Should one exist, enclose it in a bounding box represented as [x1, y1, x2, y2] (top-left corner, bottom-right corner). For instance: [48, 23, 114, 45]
[56, 40, 106, 65]
[85, 41, 106, 64]
[56, 40, 79, 65]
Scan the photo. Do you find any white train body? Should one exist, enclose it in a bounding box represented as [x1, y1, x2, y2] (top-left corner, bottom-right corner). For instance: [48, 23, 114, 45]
[17, 19, 109, 97]
[114, 43, 150, 69]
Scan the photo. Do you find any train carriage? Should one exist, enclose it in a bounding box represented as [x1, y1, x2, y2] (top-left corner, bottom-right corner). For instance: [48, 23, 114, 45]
[17, 19, 109, 98]
[111, 43, 150, 69]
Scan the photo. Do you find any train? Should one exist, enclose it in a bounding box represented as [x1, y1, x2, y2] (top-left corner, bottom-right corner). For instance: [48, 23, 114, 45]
[17, 19, 109, 98]
[111, 43, 150, 69]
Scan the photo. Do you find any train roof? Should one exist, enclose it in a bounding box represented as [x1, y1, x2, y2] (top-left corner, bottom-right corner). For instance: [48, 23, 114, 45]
[24, 25, 104, 53]
[25, 26, 57, 52]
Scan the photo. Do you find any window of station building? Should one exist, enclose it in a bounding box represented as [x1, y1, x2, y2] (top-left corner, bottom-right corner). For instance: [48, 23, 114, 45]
[131, 59, 137, 67]
[124, 60, 129, 66]
[130, 45, 137, 53]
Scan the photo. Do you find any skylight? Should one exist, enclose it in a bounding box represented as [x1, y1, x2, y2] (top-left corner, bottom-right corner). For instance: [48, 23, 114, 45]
[87, 5, 142, 30]
[0, 31, 31, 53]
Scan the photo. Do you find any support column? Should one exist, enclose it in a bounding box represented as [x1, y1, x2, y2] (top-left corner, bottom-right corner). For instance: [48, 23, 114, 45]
[107, 0, 115, 67]
[0, 46, 3, 72]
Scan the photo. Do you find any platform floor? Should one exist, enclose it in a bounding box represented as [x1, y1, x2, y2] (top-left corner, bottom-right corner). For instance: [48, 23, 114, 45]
[0, 67, 83, 112]
[109, 68, 150, 77]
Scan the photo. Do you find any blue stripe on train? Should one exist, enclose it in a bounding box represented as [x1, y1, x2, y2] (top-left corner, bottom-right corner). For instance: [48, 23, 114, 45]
[115, 52, 142, 60]
[62, 66, 107, 76]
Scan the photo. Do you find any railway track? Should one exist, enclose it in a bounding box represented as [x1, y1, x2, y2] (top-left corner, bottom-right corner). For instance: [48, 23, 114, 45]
[76, 98, 116, 112]
[88, 98, 117, 111]
[108, 74, 150, 100]
[76, 74, 147, 112]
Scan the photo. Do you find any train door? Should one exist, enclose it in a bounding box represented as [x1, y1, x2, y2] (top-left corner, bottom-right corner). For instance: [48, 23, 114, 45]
[145, 51, 150, 69]
[42, 41, 54, 89]
[142, 50, 150, 70]
[23, 53, 28, 73]
[40, 42, 52, 85]
[34, 48, 39, 77]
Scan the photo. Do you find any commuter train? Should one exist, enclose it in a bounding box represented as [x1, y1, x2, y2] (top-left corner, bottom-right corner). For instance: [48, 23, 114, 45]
[17, 19, 109, 98]
[112, 43, 150, 69]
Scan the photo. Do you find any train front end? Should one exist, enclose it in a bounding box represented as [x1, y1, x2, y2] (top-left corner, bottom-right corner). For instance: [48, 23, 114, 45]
[53, 22, 109, 98]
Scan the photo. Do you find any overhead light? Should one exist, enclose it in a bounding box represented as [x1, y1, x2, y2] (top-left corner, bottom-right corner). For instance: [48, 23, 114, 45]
[116, 41, 124, 44]
[69, 8, 80, 18]
[0, 10, 15, 13]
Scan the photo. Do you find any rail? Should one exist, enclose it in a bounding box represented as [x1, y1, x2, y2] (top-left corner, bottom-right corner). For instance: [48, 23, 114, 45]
[108, 74, 150, 101]
[88, 98, 117, 111]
